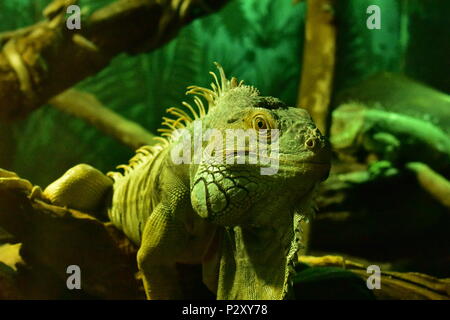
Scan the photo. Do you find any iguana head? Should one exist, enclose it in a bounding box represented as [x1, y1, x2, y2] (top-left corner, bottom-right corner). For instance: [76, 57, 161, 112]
[164, 63, 331, 299]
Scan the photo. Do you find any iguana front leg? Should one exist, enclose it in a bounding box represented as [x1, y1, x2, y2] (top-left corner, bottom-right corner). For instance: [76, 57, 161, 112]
[137, 203, 188, 299]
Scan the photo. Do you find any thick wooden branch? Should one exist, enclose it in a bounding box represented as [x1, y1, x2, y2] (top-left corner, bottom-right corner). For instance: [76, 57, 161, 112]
[0, 173, 142, 299]
[300, 255, 450, 300]
[50, 89, 156, 150]
[406, 162, 450, 209]
[1, 167, 448, 299]
[297, 0, 336, 133]
[0, 0, 229, 121]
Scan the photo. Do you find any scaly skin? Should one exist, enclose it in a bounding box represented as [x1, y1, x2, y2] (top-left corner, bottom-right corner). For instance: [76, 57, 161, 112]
[42, 64, 331, 300]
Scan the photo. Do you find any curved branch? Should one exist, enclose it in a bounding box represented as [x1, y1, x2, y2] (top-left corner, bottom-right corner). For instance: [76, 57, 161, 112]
[0, 172, 142, 299]
[300, 255, 450, 300]
[50, 89, 156, 150]
[297, 0, 336, 133]
[0, 0, 229, 120]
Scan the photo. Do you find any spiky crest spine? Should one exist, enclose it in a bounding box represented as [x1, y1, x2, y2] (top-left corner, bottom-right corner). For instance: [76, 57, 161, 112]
[108, 62, 258, 179]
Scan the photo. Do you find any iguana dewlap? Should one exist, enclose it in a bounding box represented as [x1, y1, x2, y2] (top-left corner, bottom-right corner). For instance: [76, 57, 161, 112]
[43, 64, 331, 300]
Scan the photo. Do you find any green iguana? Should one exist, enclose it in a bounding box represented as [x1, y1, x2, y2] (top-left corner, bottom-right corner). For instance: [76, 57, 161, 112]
[13, 64, 331, 299]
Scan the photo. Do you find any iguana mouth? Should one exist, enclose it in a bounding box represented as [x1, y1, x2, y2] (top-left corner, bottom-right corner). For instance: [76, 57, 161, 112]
[217, 149, 330, 165]
[208, 149, 329, 180]
[279, 158, 330, 165]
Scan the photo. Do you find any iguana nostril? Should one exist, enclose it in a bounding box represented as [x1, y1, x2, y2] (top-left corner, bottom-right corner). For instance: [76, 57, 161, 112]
[305, 138, 315, 149]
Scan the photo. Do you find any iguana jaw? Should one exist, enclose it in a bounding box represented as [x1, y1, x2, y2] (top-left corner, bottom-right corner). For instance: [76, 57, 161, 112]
[218, 149, 330, 176]
[220, 149, 330, 165]
[277, 158, 330, 182]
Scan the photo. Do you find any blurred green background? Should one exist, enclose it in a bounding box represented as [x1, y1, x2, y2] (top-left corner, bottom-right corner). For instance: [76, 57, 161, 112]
[0, 0, 448, 187]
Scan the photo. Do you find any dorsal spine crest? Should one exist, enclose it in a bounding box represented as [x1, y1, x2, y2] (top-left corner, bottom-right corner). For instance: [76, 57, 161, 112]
[108, 62, 258, 179]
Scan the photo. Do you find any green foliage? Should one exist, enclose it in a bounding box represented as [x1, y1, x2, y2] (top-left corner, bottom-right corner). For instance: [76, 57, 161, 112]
[334, 0, 403, 94]
[77, 0, 114, 14]
[1, 0, 447, 187]
[404, 0, 450, 93]
[4, 0, 306, 186]
[216, 0, 248, 40]
[0, 0, 37, 29]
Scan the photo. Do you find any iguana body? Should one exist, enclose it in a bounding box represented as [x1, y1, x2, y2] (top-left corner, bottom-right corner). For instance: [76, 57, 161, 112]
[43, 64, 331, 299]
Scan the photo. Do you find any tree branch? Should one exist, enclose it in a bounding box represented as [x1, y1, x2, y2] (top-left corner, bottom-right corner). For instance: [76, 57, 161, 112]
[50, 89, 156, 150]
[406, 162, 450, 209]
[297, 0, 336, 133]
[0, 171, 142, 299]
[0, 0, 229, 121]
[300, 255, 450, 300]
[1, 168, 448, 299]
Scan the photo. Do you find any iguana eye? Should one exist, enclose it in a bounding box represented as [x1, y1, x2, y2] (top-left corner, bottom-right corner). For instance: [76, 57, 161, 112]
[252, 116, 269, 130]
